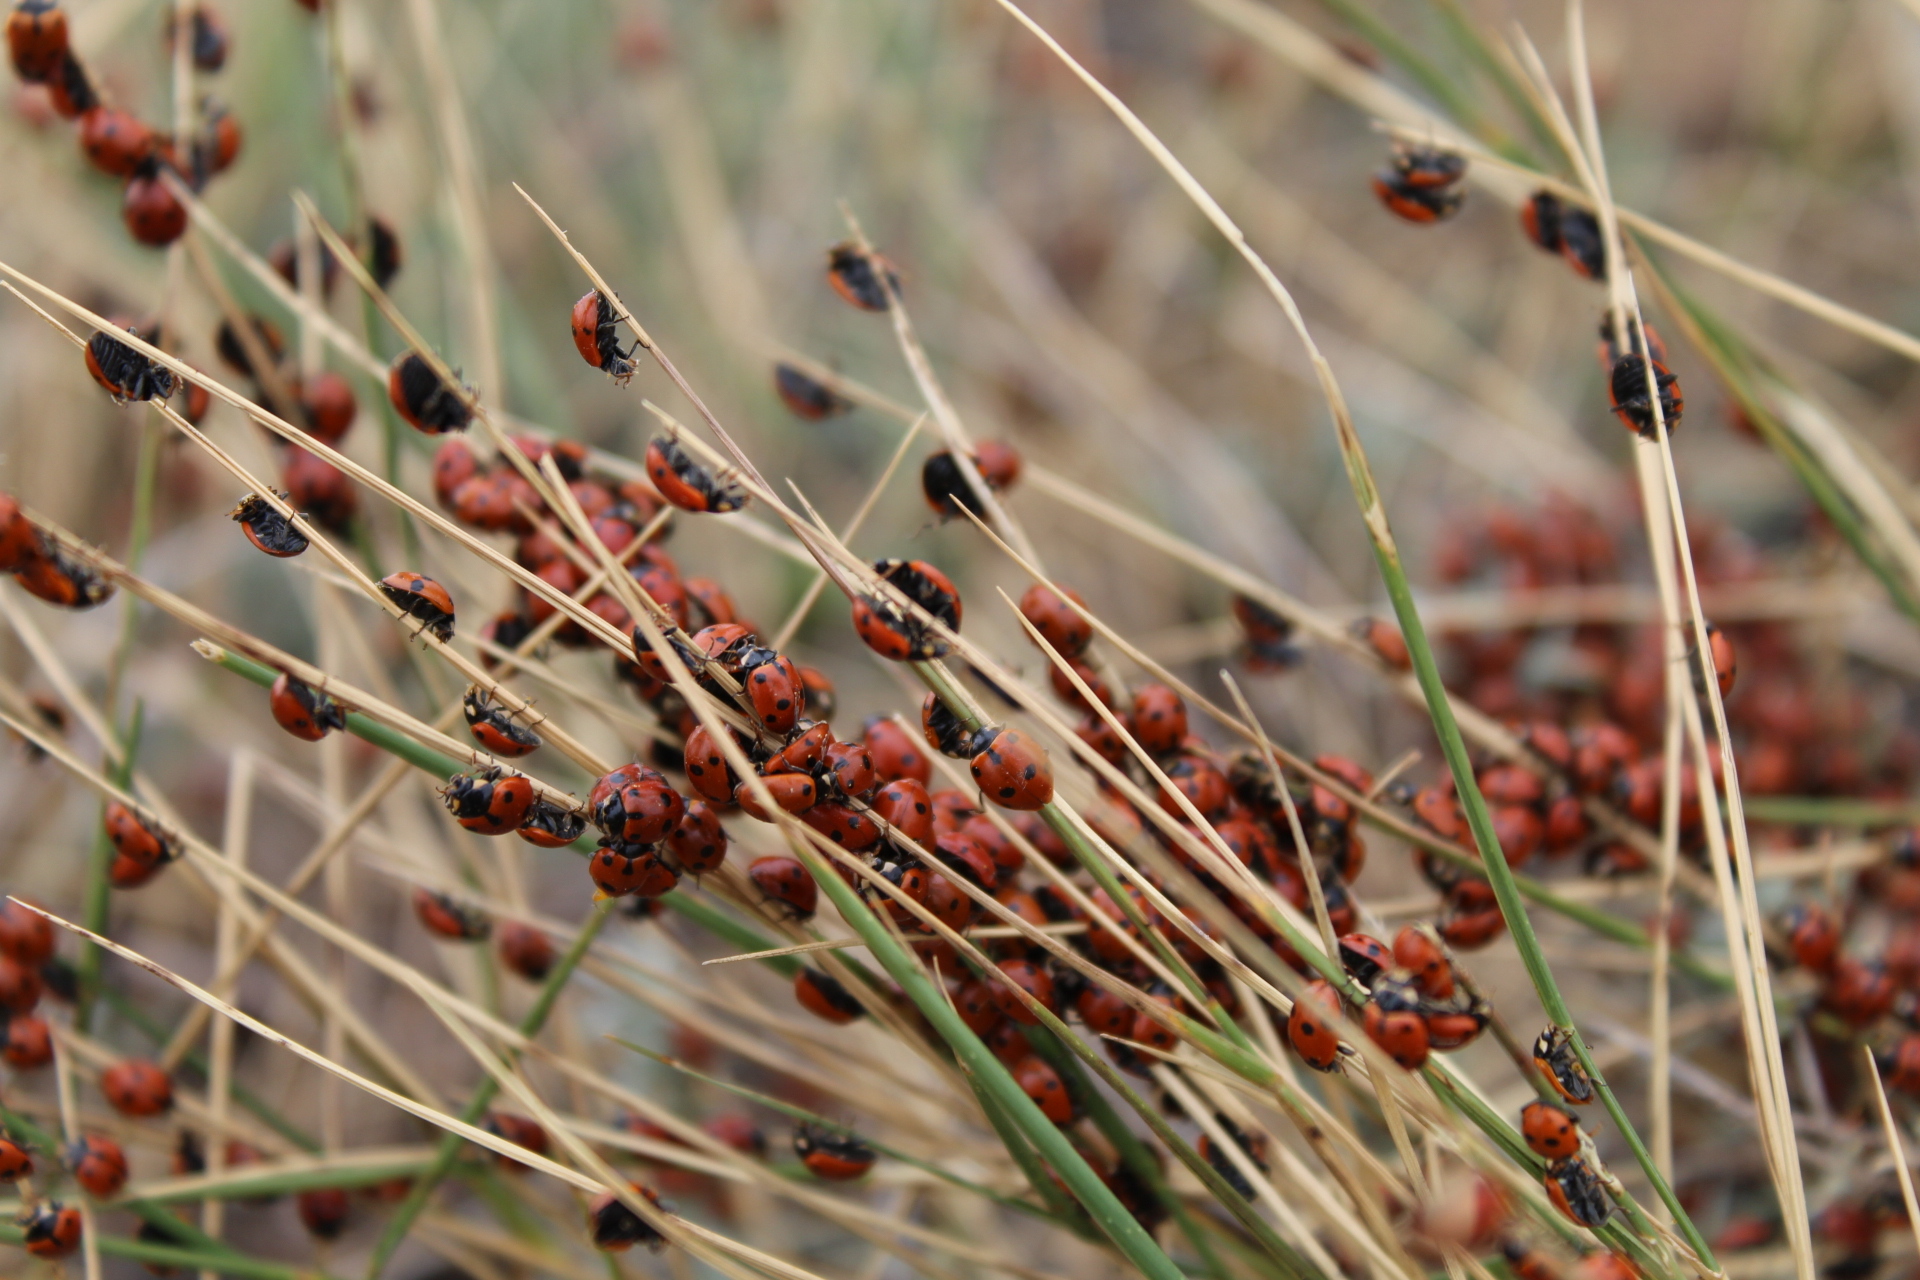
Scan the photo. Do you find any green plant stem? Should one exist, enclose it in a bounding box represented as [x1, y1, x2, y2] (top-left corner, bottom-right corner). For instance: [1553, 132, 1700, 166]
[364, 899, 614, 1280]
[1739, 796, 1919, 826]
[76, 701, 142, 1033]
[791, 842, 1187, 1280]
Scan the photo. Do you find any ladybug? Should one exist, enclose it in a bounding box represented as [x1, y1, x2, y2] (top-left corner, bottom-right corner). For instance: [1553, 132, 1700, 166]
[0, 493, 39, 572]
[1533, 1026, 1594, 1105]
[1130, 685, 1187, 756]
[921, 442, 1021, 520]
[1520, 190, 1564, 253]
[485, 1111, 550, 1171]
[1820, 959, 1895, 1030]
[496, 921, 555, 982]
[800, 802, 881, 853]
[1424, 1002, 1489, 1051]
[851, 592, 942, 661]
[378, 571, 456, 641]
[773, 363, 851, 420]
[0, 956, 39, 1014]
[970, 730, 1053, 811]
[797, 666, 835, 720]
[67, 1132, 129, 1197]
[875, 558, 962, 632]
[463, 688, 541, 758]
[744, 653, 804, 735]
[20, 1202, 80, 1258]
[0, 1137, 30, 1181]
[1558, 207, 1607, 279]
[362, 217, 403, 288]
[1502, 1242, 1562, 1280]
[168, 5, 229, 72]
[1012, 1054, 1075, 1124]
[748, 855, 816, 919]
[283, 449, 357, 532]
[1362, 972, 1430, 1071]
[1572, 1256, 1636, 1280]
[191, 102, 241, 178]
[1336, 934, 1392, 986]
[516, 797, 587, 849]
[663, 801, 728, 874]
[387, 351, 473, 434]
[570, 290, 637, 384]
[230, 492, 309, 558]
[104, 801, 177, 869]
[682, 577, 738, 631]
[432, 439, 479, 507]
[1, 1014, 51, 1068]
[1880, 1035, 1920, 1097]
[8, 0, 67, 81]
[297, 371, 358, 443]
[922, 694, 988, 759]
[1543, 1157, 1611, 1229]
[865, 717, 930, 784]
[990, 959, 1055, 1025]
[101, 1058, 173, 1116]
[733, 773, 818, 821]
[702, 1113, 767, 1157]
[589, 843, 681, 899]
[1372, 169, 1463, 223]
[78, 106, 154, 178]
[1017, 582, 1091, 657]
[14, 542, 113, 609]
[588, 1183, 668, 1251]
[680, 726, 739, 805]
[85, 326, 175, 403]
[793, 1123, 875, 1179]
[44, 46, 95, 117]
[296, 1187, 349, 1239]
[123, 161, 188, 247]
[816, 740, 877, 802]
[645, 436, 746, 514]
[1521, 1100, 1581, 1161]
[0, 899, 53, 967]
[1696, 623, 1736, 700]
[413, 888, 491, 941]
[794, 967, 864, 1024]
[1351, 616, 1409, 670]
[1775, 903, 1840, 973]
[1608, 355, 1681, 438]
[1287, 979, 1344, 1072]
[1597, 312, 1667, 369]
[1393, 924, 1455, 1000]
[825, 242, 900, 311]
[1231, 593, 1300, 669]
[268, 671, 345, 742]
[443, 768, 536, 836]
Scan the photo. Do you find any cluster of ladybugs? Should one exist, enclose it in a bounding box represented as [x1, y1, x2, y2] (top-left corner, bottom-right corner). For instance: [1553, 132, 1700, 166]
[7, 0, 240, 247]
[1372, 143, 1684, 441]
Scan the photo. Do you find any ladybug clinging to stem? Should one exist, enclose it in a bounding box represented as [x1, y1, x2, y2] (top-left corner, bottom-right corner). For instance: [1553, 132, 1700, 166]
[8, 0, 68, 82]
[825, 241, 900, 312]
[268, 672, 346, 742]
[570, 290, 638, 384]
[1608, 353, 1683, 439]
[793, 1122, 876, 1180]
[230, 492, 309, 558]
[773, 363, 852, 421]
[463, 687, 542, 758]
[85, 326, 175, 404]
[644, 435, 747, 514]
[1371, 142, 1467, 224]
[378, 571, 456, 642]
[387, 351, 473, 434]
[1520, 1100, 1582, 1161]
[1533, 1026, 1596, 1105]
[441, 767, 535, 836]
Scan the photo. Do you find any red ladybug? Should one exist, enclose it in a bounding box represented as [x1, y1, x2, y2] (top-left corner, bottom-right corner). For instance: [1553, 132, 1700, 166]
[462, 688, 541, 758]
[1820, 959, 1894, 1030]
[1372, 147, 1465, 222]
[297, 1187, 349, 1239]
[496, 921, 555, 982]
[387, 352, 472, 434]
[1424, 1002, 1489, 1051]
[825, 242, 900, 311]
[1520, 190, 1564, 253]
[1362, 973, 1429, 1071]
[970, 730, 1053, 811]
[1018, 582, 1091, 657]
[1775, 903, 1840, 973]
[230, 492, 309, 558]
[67, 1132, 128, 1197]
[123, 162, 188, 247]
[0, 955, 40, 1014]
[588, 1183, 668, 1252]
[773, 363, 851, 420]
[14, 543, 113, 609]
[1012, 1054, 1074, 1124]
[1392, 925, 1455, 1000]
[0, 1137, 31, 1181]
[743, 653, 803, 735]
[701, 1113, 766, 1157]
[793, 1123, 875, 1179]
[431, 439, 479, 507]
[8, 0, 67, 81]
[1558, 207, 1606, 279]
[733, 773, 817, 821]
[283, 448, 356, 532]
[20, 1202, 80, 1258]
[0, 493, 39, 573]
[1697, 623, 1736, 700]
[297, 371, 358, 443]
[852, 593, 939, 662]
[192, 102, 241, 177]
[413, 888, 491, 941]
[485, 1111, 549, 1171]
[664, 801, 728, 874]
[1351, 616, 1410, 670]
[516, 797, 587, 849]
[990, 959, 1055, 1025]
[442, 768, 535, 835]
[1533, 1027, 1594, 1105]
[865, 717, 930, 784]
[1, 1015, 52, 1068]
[44, 47, 96, 117]
[870, 778, 933, 844]
[378, 571, 456, 641]
[645, 436, 746, 514]
[589, 843, 681, 899]
[1543, 1157, 1611, 1229]
[1075, 985, 1133, 1037]
[814, 740, 877, 804]
[922, 694, 987, 760]
[1336, 934, 1392, 986]
[1881, 1034, 1920, 1098]
[268, 672, 345, 742]
[875, 558, 962, 633]
[799, 802, 881, 853]
[0, 900, 53, 968]
[748, 855, 816, 919]
[78, 106, 154, 177]
[85, 326, 175, 403]
[1131, 685, 1187, 756]
[101, 1058, 173, 1116]
[570, 290, 637, 383]
[1288, 979, 1344, 1072]
[1607, 355, 1682, 439]
[794, 967, 863, 1024]
[1521, 1100, 1581, 1161]
[921, 442, 1021, 520]
[104, 802, 177, 869]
